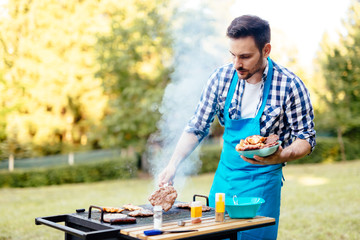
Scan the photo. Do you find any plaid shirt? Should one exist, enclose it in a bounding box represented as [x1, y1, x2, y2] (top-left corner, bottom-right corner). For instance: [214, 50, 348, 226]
[185, 59, 316, 150]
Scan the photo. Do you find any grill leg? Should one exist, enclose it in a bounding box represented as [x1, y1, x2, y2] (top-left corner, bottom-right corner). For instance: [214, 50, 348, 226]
[229, 232, 238, 240]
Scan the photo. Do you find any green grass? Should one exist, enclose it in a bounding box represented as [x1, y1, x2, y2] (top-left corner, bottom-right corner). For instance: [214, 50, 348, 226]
[278, 161, 360, 240]
[0, 161, 359, 240]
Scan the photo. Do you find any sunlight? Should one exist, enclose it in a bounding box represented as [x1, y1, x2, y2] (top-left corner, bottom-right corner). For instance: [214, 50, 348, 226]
[298, 176, 328, 186]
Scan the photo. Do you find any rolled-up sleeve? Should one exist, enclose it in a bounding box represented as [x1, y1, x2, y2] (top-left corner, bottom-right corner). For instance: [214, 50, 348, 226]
[185, 70, 219, 142]
[286, 77, 316, 151]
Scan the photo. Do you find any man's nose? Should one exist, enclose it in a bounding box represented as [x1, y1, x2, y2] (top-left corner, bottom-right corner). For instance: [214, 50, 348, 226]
[234, 57, 243, 69]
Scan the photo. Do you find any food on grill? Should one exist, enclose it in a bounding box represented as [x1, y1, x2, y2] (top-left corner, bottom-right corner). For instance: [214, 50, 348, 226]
[175, 202, 191, 209]
[200, 205, 212, 212]
[148, 185, 178, 212]
[235, 134, 279, 151]
[128, 209, 154, 217]
[122, 204, 144, 211]
[174, 202, 211, 212]
[103, 213, 136, 224]
[102, 207, 125, 213]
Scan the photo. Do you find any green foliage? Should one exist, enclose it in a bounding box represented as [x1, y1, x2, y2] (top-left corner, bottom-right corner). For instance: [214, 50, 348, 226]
[0, 157, 137, 188]
[317, 1, 360, 140]
[0, 0, 110, 156]
[95, 0, 173, 153]
[199, 143, 222, 173]
[288, 137, 360, 164]
[0, 0, 174, 158]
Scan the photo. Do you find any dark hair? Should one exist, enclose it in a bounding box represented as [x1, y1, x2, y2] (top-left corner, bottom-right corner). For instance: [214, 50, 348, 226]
[226, 15, 271, 51]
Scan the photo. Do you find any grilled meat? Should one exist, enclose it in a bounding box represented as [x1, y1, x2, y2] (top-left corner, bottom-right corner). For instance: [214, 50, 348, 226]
[148, 185, 178, 212]
[102, 207, 124, 213]
[236, 134, 279, 151]
[103, 213, 136, 224]
[122, 204, 144, 211]
[128, 209, 153, 217]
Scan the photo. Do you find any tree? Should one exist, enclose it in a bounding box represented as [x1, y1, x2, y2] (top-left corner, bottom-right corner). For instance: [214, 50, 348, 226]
[95, 0, 173, 154]
[0, 0, 173, 157]
[0, 0, 111, 156]
[318, 0, 360, 161]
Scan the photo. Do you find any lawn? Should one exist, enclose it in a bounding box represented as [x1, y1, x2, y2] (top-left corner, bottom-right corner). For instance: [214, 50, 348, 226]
[0, 160, 359, 240]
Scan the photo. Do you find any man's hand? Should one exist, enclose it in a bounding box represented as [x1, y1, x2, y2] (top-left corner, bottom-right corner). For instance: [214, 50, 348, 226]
[158, 164, 176, 187]
[157, 131, 200, 187]
[241, 138, 312, 165]
[241, 145, 287, 165]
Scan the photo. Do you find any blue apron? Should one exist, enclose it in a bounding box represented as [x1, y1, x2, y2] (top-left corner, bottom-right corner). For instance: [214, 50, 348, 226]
[209, 58, 283, 240]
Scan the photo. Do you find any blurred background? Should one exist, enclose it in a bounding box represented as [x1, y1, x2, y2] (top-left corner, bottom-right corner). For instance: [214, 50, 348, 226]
[1, 0, 359, 176]
[0, 0, 359, 239]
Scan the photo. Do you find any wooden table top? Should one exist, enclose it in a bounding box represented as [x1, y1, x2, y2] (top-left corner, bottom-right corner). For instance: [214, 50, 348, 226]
[120, 216, 275, 240]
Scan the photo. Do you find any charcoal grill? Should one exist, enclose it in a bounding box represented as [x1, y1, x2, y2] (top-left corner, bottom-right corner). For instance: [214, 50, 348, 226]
[35, 195, 211, 240]
[35, 194, 275, 240]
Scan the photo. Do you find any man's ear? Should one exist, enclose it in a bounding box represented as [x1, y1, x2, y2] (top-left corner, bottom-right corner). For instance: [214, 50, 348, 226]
[263, 43, 271, 58]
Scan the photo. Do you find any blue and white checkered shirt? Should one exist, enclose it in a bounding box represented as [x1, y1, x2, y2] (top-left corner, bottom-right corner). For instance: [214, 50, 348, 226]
[185, 59, 316, 150]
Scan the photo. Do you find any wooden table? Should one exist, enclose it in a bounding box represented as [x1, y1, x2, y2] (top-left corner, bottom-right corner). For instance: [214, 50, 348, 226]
[120, 216, 275, 240]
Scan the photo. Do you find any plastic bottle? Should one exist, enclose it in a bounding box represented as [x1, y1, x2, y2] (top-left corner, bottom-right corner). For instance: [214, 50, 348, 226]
[215, 193, 225, 222]
[153, 205, 162, 229]
[191, 201, 202, 224]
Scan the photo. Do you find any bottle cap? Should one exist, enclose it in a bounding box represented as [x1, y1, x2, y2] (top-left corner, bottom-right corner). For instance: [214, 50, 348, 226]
[215, 193, 225, 202]
[191, 201, 202, 207]
[154, 205, 162, 211]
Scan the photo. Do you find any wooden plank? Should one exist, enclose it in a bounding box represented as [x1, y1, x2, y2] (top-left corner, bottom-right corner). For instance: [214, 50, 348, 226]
[146, 217, 274, 240]
[120, 217, 215, 236]
[125, 218, 220, 240]
[122, 216, 274, 240]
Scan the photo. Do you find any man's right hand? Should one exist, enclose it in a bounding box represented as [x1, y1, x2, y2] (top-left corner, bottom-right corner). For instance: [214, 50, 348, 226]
[158, 164, 176, 187]
[157, 131, 200, 187]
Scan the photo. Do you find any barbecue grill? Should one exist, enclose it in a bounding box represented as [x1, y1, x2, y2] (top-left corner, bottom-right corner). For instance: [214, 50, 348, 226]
[35, 194, 275, 240]
[35, 195, 210, 240]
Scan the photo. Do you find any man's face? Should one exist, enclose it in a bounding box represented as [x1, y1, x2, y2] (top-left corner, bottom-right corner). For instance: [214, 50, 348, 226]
[229, 36, 268, 81]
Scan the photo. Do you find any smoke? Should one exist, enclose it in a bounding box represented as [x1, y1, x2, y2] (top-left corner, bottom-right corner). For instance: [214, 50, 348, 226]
[146, 1, 230, 192]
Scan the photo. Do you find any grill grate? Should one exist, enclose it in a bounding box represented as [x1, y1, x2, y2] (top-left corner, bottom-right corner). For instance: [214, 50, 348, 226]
[75, 203, 215, 229]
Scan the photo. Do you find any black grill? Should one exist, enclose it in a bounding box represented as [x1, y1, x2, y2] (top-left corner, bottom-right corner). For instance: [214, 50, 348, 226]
[35, 195, 214, 240]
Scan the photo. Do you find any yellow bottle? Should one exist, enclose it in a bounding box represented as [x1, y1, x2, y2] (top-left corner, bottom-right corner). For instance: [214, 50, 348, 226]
[191, 201, 202, 224]
[215, 193, 225, 222]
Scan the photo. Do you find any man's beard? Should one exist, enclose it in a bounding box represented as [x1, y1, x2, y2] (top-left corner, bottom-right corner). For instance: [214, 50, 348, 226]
[237, 55, 265, 80]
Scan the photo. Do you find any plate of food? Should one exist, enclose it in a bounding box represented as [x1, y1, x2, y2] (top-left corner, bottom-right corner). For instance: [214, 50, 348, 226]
[235, 134, 281, 158]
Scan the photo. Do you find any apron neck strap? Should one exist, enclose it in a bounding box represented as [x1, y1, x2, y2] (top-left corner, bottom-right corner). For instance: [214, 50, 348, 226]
[224, 71, 238, 115]
[255, 57, 273, 120]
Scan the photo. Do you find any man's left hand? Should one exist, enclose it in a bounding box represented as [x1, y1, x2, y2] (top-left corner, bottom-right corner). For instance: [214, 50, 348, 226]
[241, 145, 287, 165]
[241, 138, 312, 165]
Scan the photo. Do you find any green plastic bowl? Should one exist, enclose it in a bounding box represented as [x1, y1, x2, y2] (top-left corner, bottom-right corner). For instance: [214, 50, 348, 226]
[225, 197, 265, 219]
[237, 141, 282, 159]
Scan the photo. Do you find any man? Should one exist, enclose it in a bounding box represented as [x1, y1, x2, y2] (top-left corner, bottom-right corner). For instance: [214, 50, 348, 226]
[158, 15, 316, 240]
